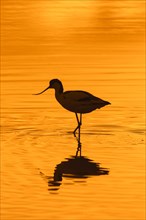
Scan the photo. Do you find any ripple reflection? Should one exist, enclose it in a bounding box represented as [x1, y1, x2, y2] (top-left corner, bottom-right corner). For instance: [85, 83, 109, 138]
[40, 156, 109, 191]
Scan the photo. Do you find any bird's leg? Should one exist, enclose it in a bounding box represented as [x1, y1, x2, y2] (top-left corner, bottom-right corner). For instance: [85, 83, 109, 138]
[74, 113, 82, 157]
[73, 114, 82, 141]
[73, 113, 80, 138]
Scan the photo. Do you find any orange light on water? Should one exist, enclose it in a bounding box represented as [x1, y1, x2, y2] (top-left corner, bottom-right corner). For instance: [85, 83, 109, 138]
[1, 1, 145, 220]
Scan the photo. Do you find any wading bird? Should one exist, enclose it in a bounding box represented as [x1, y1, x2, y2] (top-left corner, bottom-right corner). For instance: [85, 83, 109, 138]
[34, 79, 110, 157]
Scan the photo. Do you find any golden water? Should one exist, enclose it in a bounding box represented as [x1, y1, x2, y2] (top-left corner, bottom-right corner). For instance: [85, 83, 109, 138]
[1, 0, 145, 220]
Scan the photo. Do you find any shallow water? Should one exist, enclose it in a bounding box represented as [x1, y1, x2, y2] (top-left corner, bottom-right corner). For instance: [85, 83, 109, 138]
[1, 0, 145, 220]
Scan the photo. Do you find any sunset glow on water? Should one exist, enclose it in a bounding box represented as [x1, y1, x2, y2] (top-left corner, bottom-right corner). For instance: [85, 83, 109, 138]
[1, 1, 145, 220]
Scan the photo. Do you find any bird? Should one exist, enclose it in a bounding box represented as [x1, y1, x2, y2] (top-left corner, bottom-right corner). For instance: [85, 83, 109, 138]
[34, 79, 111, 157]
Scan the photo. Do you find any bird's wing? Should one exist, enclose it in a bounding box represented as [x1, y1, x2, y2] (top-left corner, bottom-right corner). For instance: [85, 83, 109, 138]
[62, 90, 110, 111]
[63, 90, 101, 102]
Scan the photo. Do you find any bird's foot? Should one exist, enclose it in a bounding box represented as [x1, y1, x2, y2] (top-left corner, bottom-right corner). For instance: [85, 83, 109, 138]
[73, 126, 79, 137]
[73, 130, 76, 138]
[73, 130, 78, 143]
[73, 122, 81, 136]
[73, 124, 81, 141]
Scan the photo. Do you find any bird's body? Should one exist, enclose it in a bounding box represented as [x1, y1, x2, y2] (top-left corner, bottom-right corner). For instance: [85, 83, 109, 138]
[34, 79, 110, 157]
[36, 79, 110, 113]
[56, 90, 110, 114]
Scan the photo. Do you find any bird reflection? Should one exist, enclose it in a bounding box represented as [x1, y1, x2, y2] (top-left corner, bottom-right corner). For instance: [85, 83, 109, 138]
[40, 155, 109, 191]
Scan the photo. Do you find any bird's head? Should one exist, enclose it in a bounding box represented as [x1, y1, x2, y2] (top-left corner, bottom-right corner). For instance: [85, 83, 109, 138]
[33, 79, 63, 95]
[49, 79, 62, 89]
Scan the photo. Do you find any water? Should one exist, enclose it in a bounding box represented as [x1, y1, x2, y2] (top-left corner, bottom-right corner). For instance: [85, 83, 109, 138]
[1, 0, 145, 220]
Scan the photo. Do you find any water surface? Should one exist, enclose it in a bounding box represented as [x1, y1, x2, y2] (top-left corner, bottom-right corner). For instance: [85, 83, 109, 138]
[1, 0, 145, 220]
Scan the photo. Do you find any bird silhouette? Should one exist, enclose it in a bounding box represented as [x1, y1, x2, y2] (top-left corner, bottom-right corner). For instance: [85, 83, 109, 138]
[34, 79, 111, 156]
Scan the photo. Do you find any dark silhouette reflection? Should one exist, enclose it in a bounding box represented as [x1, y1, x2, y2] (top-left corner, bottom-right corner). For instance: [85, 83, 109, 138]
[41, 156, 109, 191]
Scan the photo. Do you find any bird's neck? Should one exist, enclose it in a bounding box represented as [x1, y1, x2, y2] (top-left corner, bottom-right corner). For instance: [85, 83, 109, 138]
[54, 84, 63, 97]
